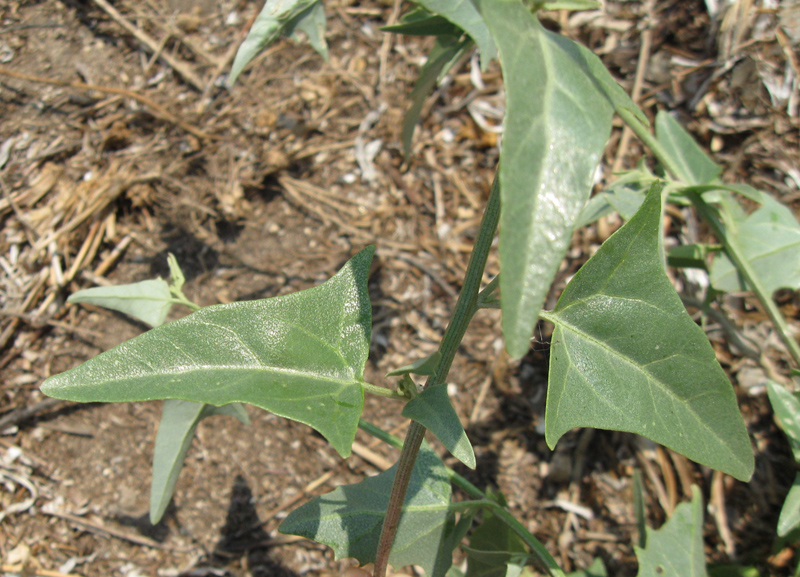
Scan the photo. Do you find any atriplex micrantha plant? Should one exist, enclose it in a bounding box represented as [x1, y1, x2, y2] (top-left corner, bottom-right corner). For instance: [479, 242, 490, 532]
[42, 1, 800, 576]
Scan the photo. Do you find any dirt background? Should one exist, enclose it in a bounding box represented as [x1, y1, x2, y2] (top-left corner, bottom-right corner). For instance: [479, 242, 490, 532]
[2, 0, 800, 576]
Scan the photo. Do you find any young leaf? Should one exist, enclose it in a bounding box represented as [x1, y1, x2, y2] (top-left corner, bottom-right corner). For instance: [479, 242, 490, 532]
[401, 35, 472, 159]
[280, 442, 455, 577]
[474, 0, 619, 358]
[402, 384, 476, 469]
[635, 486, 706, 577]
[543, 184, 754, 481]
[386, 352, 442, 377]
[68, 279, 174, 328]
[415, 0, 497, 68]
[150, 400, 249, 524]
[287, 0, 328, 61]
[228, 0, 323, 86]
[709, 194, 800, 294]
[41, 247, 375, 458]
[655, 111, 722, 185]
[778, 473, 800, 537]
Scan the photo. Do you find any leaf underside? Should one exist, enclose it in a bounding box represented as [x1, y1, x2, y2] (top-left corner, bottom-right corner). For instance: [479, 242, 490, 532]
[545, 185, 753, 481]
[41, 247, 375, 458]
[68, 279, 173, 328]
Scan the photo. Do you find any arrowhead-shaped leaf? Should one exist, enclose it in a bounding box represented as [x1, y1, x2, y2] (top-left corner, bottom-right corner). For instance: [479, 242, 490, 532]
[710, 194, 800, 294]
[280, 441, 455, 577]
[150, 400, 249, 524]
[474, 0, 625, 357]
[655, 111, 721, 186]
[543, 185, 753, 481]
[402, 384, 476, 469]
[41, 247, 375, 457]
[68, 279, 173, 328]
[635, 486, 706, 577]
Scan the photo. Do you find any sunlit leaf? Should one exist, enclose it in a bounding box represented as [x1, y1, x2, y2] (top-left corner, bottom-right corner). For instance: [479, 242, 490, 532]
[280, 441, 455, 577]
[543, 185, 753, 481]
[68, 279, 173, 328]
[710, 194, 800, 294]
[289, 0, 328, 61]
[416, 0, 496, 68]
[402, 384, 476, 468]
[228, 0, 323, 86]
[655, 111, 721, 185]
[42, 247, 375, 458]
[150, 400, 249, 523]
[475, 0, 624, 357]
[635, 486, 706, 577]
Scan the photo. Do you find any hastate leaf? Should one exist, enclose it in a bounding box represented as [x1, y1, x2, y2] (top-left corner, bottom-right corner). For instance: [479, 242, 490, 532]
[402, 384, 476, 469]
[280, 441, 455, 577]
[543, 185, 753, 481]
[635, 486, 706, 577]
[655, 111, 721, 185]
[42, 247, 375, 458]
[68, 279, 173, 328]
[150, 400, 249, 524]
[710, 194, 800, 294]
[474, 0, 617, 358]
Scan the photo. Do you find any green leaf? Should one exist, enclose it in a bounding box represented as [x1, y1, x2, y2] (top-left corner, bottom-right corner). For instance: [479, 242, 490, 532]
[280, 442, 455, 577]
[706, 565, 760, 577]
[474, 1, 621, 358]
[543, 184, 754, 481]
[382, 8, 461, 36]
[709, 194, 800, 294]
[465, 498, 528, 577]
[635, 486, 706, 577]
[167, 253, 186, 292]
[667, 244, 714, 270]
[386, 352, 442, 377]
[42, 247, 375, 458]
[68, 279, 174, 328]
[778, 473, 800, 537]
[288, 0, 328, 61]
[150, 400, 249, 524]
[416, 0, 497, 68]
[402, 384, 476, 469]
[567, 558, 607, 577]
[767, 381, 800, 462]
[401, 35, 472, 159]
[530, 0, 601, 11]
[228, 0, 322, 86]
[655, 111, 722, 185]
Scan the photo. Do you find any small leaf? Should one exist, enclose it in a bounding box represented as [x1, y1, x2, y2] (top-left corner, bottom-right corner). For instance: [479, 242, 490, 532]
[228, 0, 320, 86]
[386, 352, 442, 377]
[42, 247, 375, 458]
[710, 194, 800, 294]
[402, 384, 476, 469]
[288, 0, 328, 61]
[167, 253, 186, 292]
[68, 279, 173, 328]
[567, 558, 607, 577]
[150, 400, 249, 524]
[655, 111, 722, 185]
[280, 442, 455, 577]
[544, 184, 754, 481]
[474, 0, 621, 357]
[401, 35, 471, 159]
[416, 0, 497, 68]
[635, 486, 706, 577]
[766, 381, 800, 462]
[778, 473, 800, 537]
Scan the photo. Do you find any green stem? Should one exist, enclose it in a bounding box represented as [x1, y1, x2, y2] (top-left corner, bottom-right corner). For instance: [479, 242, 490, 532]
[360, 382, 408, 400]
[358, 419, 564, 576]
[372, 175, 501, 577]
[618, 107, 800, 368]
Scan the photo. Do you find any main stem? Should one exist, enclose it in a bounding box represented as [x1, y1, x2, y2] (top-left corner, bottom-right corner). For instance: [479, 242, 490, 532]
[371, 174, 501, 577]
[617, 107, 800, 368]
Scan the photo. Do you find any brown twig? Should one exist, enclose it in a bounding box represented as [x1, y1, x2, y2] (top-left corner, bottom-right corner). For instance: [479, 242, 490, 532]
[89, 0, 205, 92]
[0, 67, 215, 141]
